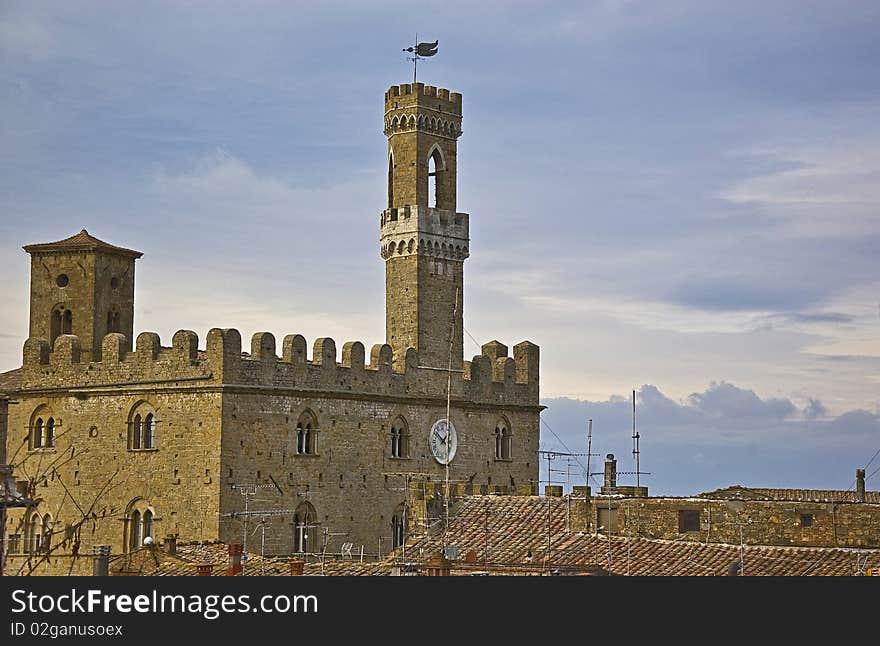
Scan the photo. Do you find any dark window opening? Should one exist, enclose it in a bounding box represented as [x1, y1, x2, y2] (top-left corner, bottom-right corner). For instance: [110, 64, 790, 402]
[50, 310, 62, 345]
[33, 417, 44, 449]
[390, 417, 408, 458]
[800, 513, 814, 528]
[56, 274, 69, 287]
[678, 510, 701, 533]
[45, 417, 55, 448]
[494, 423, 512, 460]
[392, 504, 408, 549]
[387, 153, 394, 208]
[296, 411, 317, 455]
[62, 309, 72, 335]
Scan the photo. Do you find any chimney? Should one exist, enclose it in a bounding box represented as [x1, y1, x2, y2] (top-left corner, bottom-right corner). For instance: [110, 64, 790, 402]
[544, 485, 563, 497]
[424, 551, 451, 576]
[856, 469, 866, 503]
[164, 534, 177, 556]
[604, 454, 617, 489]
[91, 544, 111, 577]
[227, 544, 243, 576]
[289, 560, 305, 576]
[196, 563, 214, 576]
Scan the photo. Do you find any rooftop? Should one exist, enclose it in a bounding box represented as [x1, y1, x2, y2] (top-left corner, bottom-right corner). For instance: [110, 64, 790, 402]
[700, 485, 880, 505]
[23, 229, 143, 259]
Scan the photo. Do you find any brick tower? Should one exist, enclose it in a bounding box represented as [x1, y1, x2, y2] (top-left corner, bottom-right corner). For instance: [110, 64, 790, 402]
[23, 229, 142, 361]
[380, 82, 469, 370]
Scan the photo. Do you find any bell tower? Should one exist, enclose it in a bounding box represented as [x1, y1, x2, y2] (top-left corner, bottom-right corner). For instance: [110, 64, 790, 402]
[23, 229, 142, 361]
[380, 82, 469, 370]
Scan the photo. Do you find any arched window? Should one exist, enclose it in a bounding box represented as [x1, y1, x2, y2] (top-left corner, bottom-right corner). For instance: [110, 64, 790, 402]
[129, 403, 157, 450]
[30, 407, 55, 450]
[32, 417, 44, 449]
[495, 419, 512, 460]
[62, 309, 73, 335]
[391, 503, 408, 549]
[296, 410, 317, 455]
[293, 502, 317, 554]
[390, 416, 409, 458]
[427, 148, 443, 208]
[388, 151, 394, 207]
[125, 500, 156, 552]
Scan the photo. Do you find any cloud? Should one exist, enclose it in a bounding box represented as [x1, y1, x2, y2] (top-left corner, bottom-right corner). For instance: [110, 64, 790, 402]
[803, 398, 827, 420]
[540, 383, 878, 494]
[686, 381, 796, 421]
[665, 279, 822, 313]
[828, 410, 880, 436]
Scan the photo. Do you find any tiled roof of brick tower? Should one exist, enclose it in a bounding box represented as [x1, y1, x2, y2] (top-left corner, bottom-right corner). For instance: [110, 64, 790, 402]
[700, 485, 880, 505]
[0, 368, 21, 394]
[23, 229, 143, 258]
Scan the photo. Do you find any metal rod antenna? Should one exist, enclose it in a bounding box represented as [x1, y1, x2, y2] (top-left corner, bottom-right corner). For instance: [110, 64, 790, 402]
[442, 286, 459, 550]
[586, 419, 593, 490]
[632, 390, 640, 489]
[413, 32, 418, 83]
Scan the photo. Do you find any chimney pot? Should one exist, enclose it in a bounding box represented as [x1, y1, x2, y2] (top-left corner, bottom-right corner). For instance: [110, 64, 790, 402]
[91, 544, 111, 577]
[289, 560, 305, 576]
[856, 469, 866, 503]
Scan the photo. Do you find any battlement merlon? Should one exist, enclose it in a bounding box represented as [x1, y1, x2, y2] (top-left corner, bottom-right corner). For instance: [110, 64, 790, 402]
[379, 206, 469, 260]
[19, 330, 539, 406]
[385, 83, 462, 115]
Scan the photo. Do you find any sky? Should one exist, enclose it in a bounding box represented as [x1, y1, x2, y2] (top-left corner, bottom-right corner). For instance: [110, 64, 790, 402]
[1, 1, 878, 495]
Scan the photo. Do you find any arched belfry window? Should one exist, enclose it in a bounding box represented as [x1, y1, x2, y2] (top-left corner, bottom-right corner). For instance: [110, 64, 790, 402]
[129, 402, 157, 450]
[391, 503, 408, 549]
[390, 416, 409, 458]
[427, 147, 444, 208]
[296, 410, 318, 455]
[294, 501, 317, 553]
[62, 309, 72, 335]
[388, 151, 394, 208]
[494, 419, 512, 461]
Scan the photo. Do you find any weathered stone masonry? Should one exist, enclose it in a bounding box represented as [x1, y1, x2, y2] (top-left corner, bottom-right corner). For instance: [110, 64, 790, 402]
[3, 81, 542, 570]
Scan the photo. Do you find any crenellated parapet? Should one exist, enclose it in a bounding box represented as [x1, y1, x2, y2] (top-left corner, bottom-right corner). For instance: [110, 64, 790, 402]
[19, 329, 539, 407]
[384, 83, 462, 140]
[379, 205, 469, 261]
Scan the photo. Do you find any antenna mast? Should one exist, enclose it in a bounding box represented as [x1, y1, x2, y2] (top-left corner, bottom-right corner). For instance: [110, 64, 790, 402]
[632, 390, 640, 489]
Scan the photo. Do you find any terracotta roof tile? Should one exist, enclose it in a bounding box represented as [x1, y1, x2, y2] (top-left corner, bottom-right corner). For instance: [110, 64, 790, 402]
[0, 367, 22, 394]
[700, 485, 880, 504]
[23, 229, 142, 258]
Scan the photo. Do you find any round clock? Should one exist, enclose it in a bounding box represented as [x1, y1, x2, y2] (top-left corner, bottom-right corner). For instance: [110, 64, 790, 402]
[429, 418, 458, 465]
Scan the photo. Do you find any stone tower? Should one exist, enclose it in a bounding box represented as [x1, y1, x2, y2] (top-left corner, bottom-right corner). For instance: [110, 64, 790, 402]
[380, 82, 469, 370]
[23, 229, 142, 361]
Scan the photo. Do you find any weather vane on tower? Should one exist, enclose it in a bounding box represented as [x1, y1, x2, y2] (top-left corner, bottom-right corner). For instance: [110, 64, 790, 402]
[403, 34, 438, 83]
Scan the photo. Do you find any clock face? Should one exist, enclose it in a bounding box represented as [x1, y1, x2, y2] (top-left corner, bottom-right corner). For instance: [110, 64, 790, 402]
[429, 418, 458, 465]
